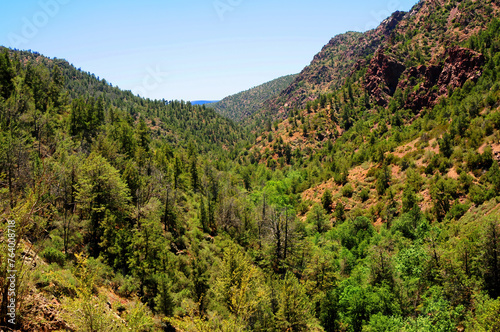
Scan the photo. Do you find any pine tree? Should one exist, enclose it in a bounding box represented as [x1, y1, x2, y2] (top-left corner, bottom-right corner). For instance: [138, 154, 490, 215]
[0, 50, 15, 100]
[321, 189, 333, 213]
[75, 153, 131, 257]
[334, 201, 345, 223]
[48, 64, 65, 109]
[275, 271, 315, 331]
[200, 197, 209, 233]
[136, 117, 151, 151]
[190, 157, 199, 192]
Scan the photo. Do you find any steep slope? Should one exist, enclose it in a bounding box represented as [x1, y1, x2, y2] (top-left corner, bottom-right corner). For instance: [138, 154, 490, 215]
[0, 48, 251, 331]
[209, 74, 298, 122]
[263, 0, 500, 121]
[263, 11, 406, 117]
[0, 48, 245, 152]
[243, 0, 500, 228]
[248, 0, 500, 168]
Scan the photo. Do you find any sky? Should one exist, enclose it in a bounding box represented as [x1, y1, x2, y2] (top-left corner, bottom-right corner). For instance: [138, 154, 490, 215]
[0, 0, 418, 101]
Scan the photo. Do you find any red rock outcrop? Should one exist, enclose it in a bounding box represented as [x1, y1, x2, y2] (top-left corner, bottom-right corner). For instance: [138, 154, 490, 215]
[401, 46, 484, 111]
[365, 51, 406, 106]
[437, 46, 485, 94]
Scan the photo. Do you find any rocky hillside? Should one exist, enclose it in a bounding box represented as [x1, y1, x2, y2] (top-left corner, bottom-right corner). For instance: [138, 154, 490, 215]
[209, 74, 297, 122]
[263, 0, 500, 119]
[264, 11, 406, 117]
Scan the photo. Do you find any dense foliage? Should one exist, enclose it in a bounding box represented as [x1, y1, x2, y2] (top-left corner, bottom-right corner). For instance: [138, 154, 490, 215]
[210, 74, 298, 122]
[1, 0, 500, 331]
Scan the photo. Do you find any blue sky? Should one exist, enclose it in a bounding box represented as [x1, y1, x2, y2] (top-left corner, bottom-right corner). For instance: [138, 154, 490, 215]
[0, 0, 418, 101]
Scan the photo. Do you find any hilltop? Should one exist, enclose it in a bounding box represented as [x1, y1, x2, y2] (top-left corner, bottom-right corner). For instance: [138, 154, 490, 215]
[209, 74, 298, 122]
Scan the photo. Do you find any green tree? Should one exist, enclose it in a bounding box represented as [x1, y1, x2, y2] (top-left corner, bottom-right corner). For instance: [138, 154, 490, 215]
[322, 189, 333, 213]
[438, 132, 453, 158]
[75, 153, 131, 257]
[0, 50, 15, 100]
[173, 157, 182, 189]
[136, 117, 151, 151]
[483, 218, 500, 298]
[48, 64, 65, 109]
[61, 254, 124, 331]
[465, 293, 500, 332]
[307, 203, 329, 233]
[213, 245, 270, 327]
[334, 201, 345, 223]
[487, 161, 500, 193]
[402, 185, 418, 213]
[430, 175, 456, 222]
[190, 156, 199, 192]
[199, 197, 209, 233]
[376, 165, 391, 196]
[320, 289, 340, 332]
[275, 271, 316, 331]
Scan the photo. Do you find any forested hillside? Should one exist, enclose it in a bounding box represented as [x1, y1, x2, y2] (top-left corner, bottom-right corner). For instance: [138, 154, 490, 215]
[1, 0, 500, 331]
[209, 74, 298, 122]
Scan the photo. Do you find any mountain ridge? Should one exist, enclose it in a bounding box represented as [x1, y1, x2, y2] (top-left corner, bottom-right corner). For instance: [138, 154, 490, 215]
[209, 73, 298, 122]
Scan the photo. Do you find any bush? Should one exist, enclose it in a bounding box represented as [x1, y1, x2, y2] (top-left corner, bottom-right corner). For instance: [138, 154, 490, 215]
[297, 200, 311, 215]
[341, 184, 354, 197]
[322, 189, 333, 213]
[446, 203, 470, 221]
[112, 274, 140, 298]
[391, 211, 428, 240]
[430, 175, 458, 221]
[334, 170, 348, 186]
[85, 257, 115, 287]
[459, 171, 474, 193]
[465, 149, 493, 171]
[33, 263, 78, 298]
[359, 188, 370, 202]
[469, 184, 488, 205]
[376, 166, 391, 196]
[41, 247, 66, 266]
[487, 111, 500, 129]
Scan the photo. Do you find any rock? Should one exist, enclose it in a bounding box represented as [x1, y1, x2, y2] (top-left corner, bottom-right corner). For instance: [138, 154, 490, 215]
[402, 46, 484, 111]
[437, 46, 485, 95]
[365, 51, 406, 106]
[379, 11, 407, 35]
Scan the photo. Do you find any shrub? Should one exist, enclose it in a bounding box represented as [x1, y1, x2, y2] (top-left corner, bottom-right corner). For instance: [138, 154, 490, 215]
[41, 247, 66, 266]
[376, 166, 391, 196]
[334, 169, 348, 186]
[112, 274, 140, 298]
[469, 184, 488, 205]
[458, 171, 474, 193]
[341, 184, 354, 198]
[446, 203, 470, 221]
[359, 188, 370, 202]
[321, 189, 333, 213]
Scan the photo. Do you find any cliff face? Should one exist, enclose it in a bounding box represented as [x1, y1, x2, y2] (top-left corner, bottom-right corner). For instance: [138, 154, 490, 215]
[398, 46, 485, 110]
[364, 51, 406, 106]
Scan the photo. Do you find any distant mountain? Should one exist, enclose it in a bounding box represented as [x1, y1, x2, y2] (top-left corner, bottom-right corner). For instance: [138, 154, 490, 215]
[209, 74, 298, 122]
[191, 100, 219, 105]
